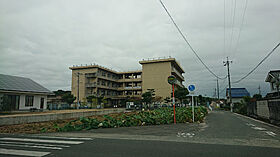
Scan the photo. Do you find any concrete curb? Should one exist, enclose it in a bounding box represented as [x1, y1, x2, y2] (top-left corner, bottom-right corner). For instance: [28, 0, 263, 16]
[0, 108, 125, 126]
[233, 112, 280, 129]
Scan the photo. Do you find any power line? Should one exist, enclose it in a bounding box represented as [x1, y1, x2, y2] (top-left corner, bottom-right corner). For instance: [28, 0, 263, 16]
[232, 0, 249, 60]
[228, 0, 237, 55]
[223, 0, 226, 59]
[159, 0, 227, 80]
[233, 42, 280, 83]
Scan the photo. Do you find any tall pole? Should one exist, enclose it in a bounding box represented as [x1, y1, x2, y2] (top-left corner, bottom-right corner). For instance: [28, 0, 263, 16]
[192, 95, 194, 122]
[172, 84, 176, 124]
[224, 57, 232, 112]
[258, 85, 261, 95]
[77, 72, 80, 109]
[217, 79, 220, 100]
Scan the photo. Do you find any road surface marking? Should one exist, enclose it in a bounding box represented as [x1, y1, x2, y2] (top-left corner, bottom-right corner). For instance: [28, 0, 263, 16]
[246, 123, 255, 127]
[29, 136, 92, 140]
[0, 138, 83, 144]
[0, 143, 62, 150]
[265, 131, 277, 137]
[252, 127, 266, 131]
[0, 141, 70, 148]
[234, 113, 280, 129]
[0, 148, 50, 157]
[177, 132, 195, 138]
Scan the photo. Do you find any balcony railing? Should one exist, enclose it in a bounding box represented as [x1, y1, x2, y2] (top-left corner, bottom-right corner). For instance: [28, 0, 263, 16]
[171, 67, 184, 80]
[124, 86, 142, 90]
[85, 73, 97, 78]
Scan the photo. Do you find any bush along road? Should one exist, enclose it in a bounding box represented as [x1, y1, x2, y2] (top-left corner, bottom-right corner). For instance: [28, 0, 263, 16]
[52, 106, 208, 132]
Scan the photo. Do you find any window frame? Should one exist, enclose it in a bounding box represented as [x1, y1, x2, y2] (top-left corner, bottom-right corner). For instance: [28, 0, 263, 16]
[25, 95, 34, 107]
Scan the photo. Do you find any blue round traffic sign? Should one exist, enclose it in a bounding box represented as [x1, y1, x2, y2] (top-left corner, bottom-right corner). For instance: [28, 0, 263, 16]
[188, 85, 195, 91]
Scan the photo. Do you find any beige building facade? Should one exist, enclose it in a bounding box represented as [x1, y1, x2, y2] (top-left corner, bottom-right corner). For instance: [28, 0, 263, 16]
[69, 57, 184, 105]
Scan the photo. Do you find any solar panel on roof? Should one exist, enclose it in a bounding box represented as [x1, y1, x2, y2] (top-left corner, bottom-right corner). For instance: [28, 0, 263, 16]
[0, 74, 51, 93]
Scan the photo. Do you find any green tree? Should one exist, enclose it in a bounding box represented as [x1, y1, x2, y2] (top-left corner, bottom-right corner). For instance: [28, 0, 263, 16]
[142, 89, 155, 106]
[62, 93, 76, 106]
[253, 94, 262, 100]
[86, 95, 96, 104]
[233, 96, 251, 115]
[53, 90, 70, 96]
[174, 87, 189, 104]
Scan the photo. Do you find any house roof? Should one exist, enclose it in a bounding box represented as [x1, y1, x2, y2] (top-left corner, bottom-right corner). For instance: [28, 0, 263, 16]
[226, 88, 250, 98]
[0, 74, 51, 94]
[265, 70, 280, 82]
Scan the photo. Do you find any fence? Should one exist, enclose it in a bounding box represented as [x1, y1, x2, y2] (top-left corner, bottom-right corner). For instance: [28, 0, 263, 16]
[247, 97, 280, 125]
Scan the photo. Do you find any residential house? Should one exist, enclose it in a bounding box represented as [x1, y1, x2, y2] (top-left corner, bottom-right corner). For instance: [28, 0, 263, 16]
[226, 88, 250, 104]
[0, 74, 51, 111]
[265, 70, 280, 98]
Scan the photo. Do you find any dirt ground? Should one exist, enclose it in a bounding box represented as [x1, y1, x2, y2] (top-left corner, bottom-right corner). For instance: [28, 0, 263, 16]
[0, 111, 131, 134]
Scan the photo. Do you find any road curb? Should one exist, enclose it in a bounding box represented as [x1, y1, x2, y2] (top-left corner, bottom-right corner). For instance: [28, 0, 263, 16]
[233, 113, 280, 129]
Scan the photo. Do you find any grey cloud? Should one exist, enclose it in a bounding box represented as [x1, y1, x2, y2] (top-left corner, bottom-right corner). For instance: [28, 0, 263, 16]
[0, 0, 279, 97]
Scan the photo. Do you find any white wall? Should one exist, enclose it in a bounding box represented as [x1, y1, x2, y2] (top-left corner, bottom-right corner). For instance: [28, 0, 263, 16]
[257, 100, 270, 119]
[19, 94, 47, 110]
[0, 92, 48, 110]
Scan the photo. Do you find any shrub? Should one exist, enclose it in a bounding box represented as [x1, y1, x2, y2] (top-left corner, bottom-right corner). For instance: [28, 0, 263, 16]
[55, 106, 208, 132]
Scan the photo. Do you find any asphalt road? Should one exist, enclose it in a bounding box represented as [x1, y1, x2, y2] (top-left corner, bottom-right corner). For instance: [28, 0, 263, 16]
[0, 110, 280, 157]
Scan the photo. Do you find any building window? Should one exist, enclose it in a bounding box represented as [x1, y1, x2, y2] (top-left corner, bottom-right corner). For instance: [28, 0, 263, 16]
[25, 96, 34, 107]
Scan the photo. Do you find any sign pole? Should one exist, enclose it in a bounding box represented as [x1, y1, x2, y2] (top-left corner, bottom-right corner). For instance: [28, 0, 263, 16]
[192, 95, 194, 122]
[167, 75, 177, 124]
[188, 84, 196, 123]
[173, 84, 176, 124]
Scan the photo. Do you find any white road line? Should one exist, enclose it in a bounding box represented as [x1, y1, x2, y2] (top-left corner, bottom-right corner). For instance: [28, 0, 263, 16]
[234, 113, 280, 129]
[246, 123, 255, 127]
[0, 138, 83, 144]
[265, 131, 277, 137]
[252, 127, 266, 131]
[29, 136, 92, 140]
[0, 141, 70, 148]
[0, 148, 50, 157]
[0, 143, 62, 150]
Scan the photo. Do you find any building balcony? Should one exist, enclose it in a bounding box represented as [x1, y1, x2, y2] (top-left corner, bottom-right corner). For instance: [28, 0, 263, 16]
[85, 73, 97, 78]
[86, 83, 118, 90]
[116, 95, 142, 98]
[171, 68, 184, 81]
[86, 82, 98, 87]
[118, 86, 142, 90]
[117, 78, 142, 82]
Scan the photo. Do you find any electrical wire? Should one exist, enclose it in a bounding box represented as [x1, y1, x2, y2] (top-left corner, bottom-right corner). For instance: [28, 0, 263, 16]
[232, 42, 280, 83]
[232, 0, 249, 60]
[223, 0, 226, 59]
[159, 0, 227, 80]
[228, 0, 237, 55]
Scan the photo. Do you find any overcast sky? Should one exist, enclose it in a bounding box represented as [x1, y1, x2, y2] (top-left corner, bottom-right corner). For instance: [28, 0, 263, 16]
[0, 0, 279, 98]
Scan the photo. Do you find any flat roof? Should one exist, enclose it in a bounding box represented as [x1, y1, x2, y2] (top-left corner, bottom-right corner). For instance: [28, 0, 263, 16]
[69, 64, 118, 73]
[139, 58, 185, 73]
[70, 64, 142, 75]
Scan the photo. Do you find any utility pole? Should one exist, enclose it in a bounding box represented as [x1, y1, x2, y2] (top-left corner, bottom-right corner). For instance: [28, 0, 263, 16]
[217, 79, 220, 100]
[224, 57, 233, 112]
[258, 85, 261, 95]
[214, 88, 217, 98]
